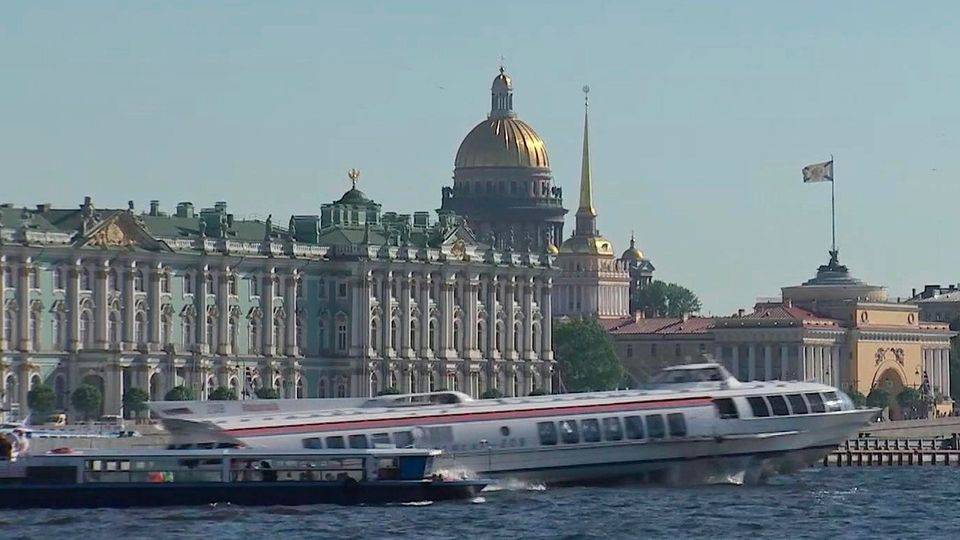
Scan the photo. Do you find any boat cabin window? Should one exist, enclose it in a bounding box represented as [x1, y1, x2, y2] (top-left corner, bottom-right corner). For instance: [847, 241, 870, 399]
[537, 422, 558, 446]
[714, 398, 739, 419]
[325, 436, 346, 449]
[646, 415, 666, 439]
[624, 416, 644, 440]
[302, 437, 323, 449]
[804, 393, 826, 413]
[666, 413, 687, 437]
[581, 419, 601, 442]
[558, 420, 580, 444]
[371, 433, 392, 446]
[393, 431, 414, 448]
[766, 395, 790, 416]
[746, 396, 770, 418]
[786, 394, 808, 414]
[348, 435, 369, 449]
[602, 417, 624, 441]
[822, 391, 843, 412]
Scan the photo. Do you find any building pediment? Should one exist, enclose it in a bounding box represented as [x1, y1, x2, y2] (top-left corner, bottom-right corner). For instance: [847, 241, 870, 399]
[75, 211, 170, 252]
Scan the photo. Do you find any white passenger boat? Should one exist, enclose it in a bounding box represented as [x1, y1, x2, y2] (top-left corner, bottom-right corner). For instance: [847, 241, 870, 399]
[152, 364, 878, 485]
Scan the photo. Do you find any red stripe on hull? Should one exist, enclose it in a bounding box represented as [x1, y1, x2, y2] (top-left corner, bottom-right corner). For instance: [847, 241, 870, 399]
[229, 396, 714, 438]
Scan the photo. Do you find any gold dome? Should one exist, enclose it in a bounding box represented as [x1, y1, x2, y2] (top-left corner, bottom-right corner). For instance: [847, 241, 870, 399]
[545, 243, 559, 255]
[559, 235, 615, 256]
[620, 232, 644, 261]
[455, 117, 550, 169]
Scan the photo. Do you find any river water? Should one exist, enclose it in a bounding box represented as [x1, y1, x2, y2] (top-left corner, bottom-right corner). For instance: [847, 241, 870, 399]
[3, 468, 959, 539]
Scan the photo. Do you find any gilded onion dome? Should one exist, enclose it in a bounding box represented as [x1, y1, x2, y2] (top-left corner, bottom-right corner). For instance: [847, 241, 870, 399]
[621, 232, 644, 261]
[454, 67, 550, 170]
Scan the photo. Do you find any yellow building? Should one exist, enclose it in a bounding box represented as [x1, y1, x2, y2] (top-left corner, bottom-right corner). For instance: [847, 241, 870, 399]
[608, 251, 955, 418]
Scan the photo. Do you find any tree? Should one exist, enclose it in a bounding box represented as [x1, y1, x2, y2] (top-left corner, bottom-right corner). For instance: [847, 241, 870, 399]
[255, 387, 281, 399]
[376, 387, 401, 396]
[865, 388, 889, 409]
[896, 388, 926, 420]
[480, 388, 503, 399]
[164, 385, 195, 401]
[209, 386, 238, 401]
[27, 384, 57, 420]
[632, 280, 702, 318]
[122, 388, 150, 421]
[553, 318, 623, 392]
[71, 384, 102, 421]
[847, 389, 866, 408]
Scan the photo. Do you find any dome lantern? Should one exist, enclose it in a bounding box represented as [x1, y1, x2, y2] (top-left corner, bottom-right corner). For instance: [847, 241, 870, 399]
[490, 67, 515, 119]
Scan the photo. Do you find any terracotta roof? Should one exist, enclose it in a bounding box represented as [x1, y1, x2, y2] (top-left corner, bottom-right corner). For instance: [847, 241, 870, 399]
[718, 302, 843, 328]
[604, 316, 716, 335]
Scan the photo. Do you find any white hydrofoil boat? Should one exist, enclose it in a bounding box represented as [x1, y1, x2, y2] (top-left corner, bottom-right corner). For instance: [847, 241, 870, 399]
[151, 363, 878, 485]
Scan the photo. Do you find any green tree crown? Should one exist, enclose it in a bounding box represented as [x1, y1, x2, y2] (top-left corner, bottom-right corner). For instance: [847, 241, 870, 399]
[122, 388, 151, 419]
[255, 387, 281, 399]
[209, 386, 238, 401]
[632, 280, 702, 318]
[71, 384, 103, 420]
[27, 384, 57, 420]
[164, 385, 196, 401]
[554, 318, 623, 392]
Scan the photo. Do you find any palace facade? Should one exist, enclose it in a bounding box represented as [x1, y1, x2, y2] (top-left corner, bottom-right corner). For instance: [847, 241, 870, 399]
[0, 183, 555, 420]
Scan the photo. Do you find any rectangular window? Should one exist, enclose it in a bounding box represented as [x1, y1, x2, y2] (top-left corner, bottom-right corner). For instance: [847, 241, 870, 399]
[714, 398, 739, 419]
[302, 437, 323, 449]
[767, 395, 790, 416]
[624, 416, 645, 440]
[325, 436, 345, 449]
[626, 345, 633, 358]
[348, 434, 369, 449]
[581, 419, 601, 443]
[804, 392, 826, 413]
[602, 417, 623, 441]
[537, 422, 558, 446]
[667, 413, 687, 437]
[393, 431, 414, 448]
[675, 344, 681, 357]
[558, 420, 580, 444]
[786, 394, 808, 414]
[371, 433, 391, 446]
[645, 415, 666, 439]
[746, 396, 771, 418]
[338, 283, 347, 298]
[822, 391, 843, 412]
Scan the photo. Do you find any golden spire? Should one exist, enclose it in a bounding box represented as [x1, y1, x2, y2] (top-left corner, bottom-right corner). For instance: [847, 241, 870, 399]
[578, 85, 596, 217]
[348, 168, 361, 189]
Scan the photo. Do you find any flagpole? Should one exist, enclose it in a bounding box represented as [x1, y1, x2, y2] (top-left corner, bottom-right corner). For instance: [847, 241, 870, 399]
[830, 154, 836, 253]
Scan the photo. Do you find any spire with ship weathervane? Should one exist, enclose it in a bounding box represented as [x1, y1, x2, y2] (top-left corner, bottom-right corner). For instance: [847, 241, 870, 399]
[575, 85, 598, 236]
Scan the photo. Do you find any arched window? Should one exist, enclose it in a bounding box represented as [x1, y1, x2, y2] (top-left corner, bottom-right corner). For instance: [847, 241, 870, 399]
[134, 270, 145, 292]
[29, 310, 40, 350]
[453, 320, 462, 354]
[429, 319, 438, 352]
[410, 320, 419, 351]
[296, 377, 304, 399]
[79, 310, 93, 347]
[318, 378, 328, 398]
[446, 372, 457, 391]
[477, 321, 486, 354]
[370, 318, 380, 352]
[161, 313, 172, 346]
[228, 317, 238, 352]
[206, 316, 216, 349]
[514, 322, 522, 352]
[336, 316, 347, 352]
[428, 372, 436, 392]
[182, 316, 194, 348]
[52, 313, 65, 350]
[532, 322, 541, 354]
[135, 311, 147, 346]
[108, 310, 121, 345]
[81, 268, 92, 291]
[2, 309, 13, 344]
[390, 319, 399, 352]
[317, 319, 326, 353]
[336, 378, 347, 398]
[369, 372, 379, 396]
[495, 321, 504, 353]
[4, 375, 17, 407]
[512, 373, 520, 397]
[407, 370, 417, 393]
[273, 318, 284, 352]
[248, 319, 259, 354]
[107, 270, 118, 292]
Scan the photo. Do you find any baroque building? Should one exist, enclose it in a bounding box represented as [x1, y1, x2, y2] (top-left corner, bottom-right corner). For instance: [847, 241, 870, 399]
[605, 251, 954, 418]
[441, 68, 568, 252]
[553, 90, 631, 320]
[0, 179, 555, 420]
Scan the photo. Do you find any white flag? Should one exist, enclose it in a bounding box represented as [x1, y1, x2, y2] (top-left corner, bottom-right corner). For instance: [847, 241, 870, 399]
[802, 160, 833, 183]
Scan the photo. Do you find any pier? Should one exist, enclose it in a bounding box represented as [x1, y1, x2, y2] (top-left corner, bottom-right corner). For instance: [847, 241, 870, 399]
[823, 436, 960, 466]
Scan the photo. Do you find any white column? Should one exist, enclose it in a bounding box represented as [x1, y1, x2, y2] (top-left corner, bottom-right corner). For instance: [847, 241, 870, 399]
[419, 272, 431, 357]
[148, 263, 162, 351]
[522, 276, 534, 360]
[831, 346, 841, 387]
[540, 277, 553, 361]
[94, 263, 109, 348]
[68, 263, 81, 352]
[217, 268, 230, 355]
[17, 260, 30, 351]
[780, 345, 789, 381]
[439, 272, 456, 359]
[0, 257, 6, 351]
[399, 272, 414, 358]
[285, 271, 299, 357]
[763, 344, 773, 381]
[122, 262, 136, 350]
[504, 275, 517, 360]
[381, 270, 393, 357]
[747, 344, 757, 381]
[262, 270, 275, 356]
[465, 273, 480, 359]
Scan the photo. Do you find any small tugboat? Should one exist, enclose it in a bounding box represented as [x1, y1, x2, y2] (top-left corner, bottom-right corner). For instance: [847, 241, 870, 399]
[0, 446, 486, 508]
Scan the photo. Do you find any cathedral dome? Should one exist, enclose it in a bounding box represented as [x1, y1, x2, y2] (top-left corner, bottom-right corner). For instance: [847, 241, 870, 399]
[620, 233, 644, 261]
[454, 68, 550, 170]
[455, 118, 550, 169]
[560, 235, 614, 256]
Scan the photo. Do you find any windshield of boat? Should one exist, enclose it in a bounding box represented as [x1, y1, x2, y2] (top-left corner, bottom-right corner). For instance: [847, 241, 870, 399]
[650, 367, 724, 385]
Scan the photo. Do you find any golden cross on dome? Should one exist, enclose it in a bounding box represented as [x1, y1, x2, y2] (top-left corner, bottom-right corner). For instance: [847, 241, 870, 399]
[498, 54, 506, 74]
[347, 168, 360, 189]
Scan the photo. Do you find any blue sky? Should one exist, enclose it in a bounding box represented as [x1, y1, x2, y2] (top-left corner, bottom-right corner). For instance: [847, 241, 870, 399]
[2, 1, 958, 314]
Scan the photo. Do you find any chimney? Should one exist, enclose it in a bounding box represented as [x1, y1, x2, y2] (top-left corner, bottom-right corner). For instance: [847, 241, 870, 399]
[127, 200, 135, 211]
[737, 308, 745, 317]
[215, 201, 227, 213]
[149, 200, 160, 216]
[176, 202, 194, 218]
[35, 203, 50, 212]
[226, 213, 234, 228]
[912, 288, 917, 298]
